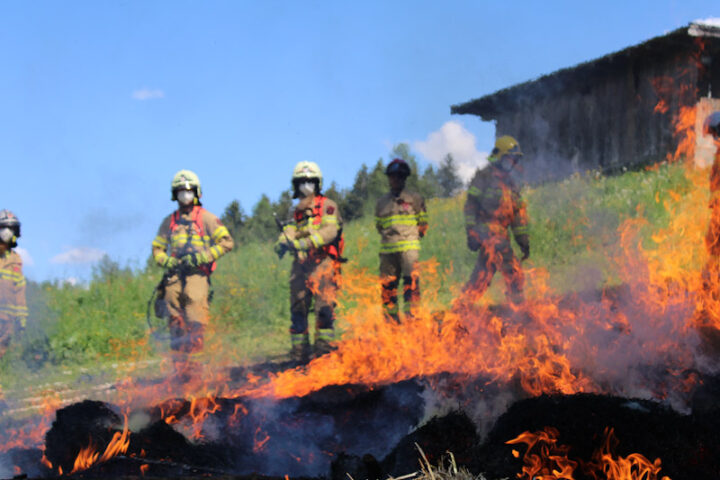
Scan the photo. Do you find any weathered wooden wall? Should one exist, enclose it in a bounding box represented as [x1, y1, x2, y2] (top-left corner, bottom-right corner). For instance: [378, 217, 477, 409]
[491, 39, 720, 184]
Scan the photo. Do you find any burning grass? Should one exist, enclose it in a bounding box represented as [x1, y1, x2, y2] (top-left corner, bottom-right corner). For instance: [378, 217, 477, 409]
[0, 161, 692, 387]
[0, 148, 716, 479]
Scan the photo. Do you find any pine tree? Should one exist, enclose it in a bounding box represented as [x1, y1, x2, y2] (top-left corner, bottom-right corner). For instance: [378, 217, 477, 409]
[437, 153, 463, 197]
[419, 164, 441, 199]
[367, 159, 388, 207]
[272, 189, 294, 221]
[343, 164, 370, 221]
[323, 181, 346, 212]
[245, 194, 277, 242]
[221, 200, 246, 241]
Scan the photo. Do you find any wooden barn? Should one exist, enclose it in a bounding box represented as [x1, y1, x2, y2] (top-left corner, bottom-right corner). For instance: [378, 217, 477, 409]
[451, 21, 720, 183]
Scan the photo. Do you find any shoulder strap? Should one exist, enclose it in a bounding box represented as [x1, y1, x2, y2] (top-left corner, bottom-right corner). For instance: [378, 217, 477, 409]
[169, 211, 179, 231]
[192, 206, 206, 237]
[313, 195, 326, 225]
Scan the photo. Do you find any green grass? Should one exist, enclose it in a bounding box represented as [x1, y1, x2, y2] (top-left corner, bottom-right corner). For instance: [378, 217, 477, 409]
[0, 162, 695, 388]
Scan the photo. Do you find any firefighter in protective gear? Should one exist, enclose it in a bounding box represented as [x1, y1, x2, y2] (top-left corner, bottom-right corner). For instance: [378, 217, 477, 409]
[275, 161, 344, 363]
[0, 210, 27, 362]
[152, 170, 233, 378]
[375, 159, 428, 323]
[463, 136, 529, 305]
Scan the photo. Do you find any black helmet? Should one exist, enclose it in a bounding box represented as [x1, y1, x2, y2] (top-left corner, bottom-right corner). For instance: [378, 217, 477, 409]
[0, 210, 20, 247]
[385, 158, 411, 178]
[705, 111, 720, 138]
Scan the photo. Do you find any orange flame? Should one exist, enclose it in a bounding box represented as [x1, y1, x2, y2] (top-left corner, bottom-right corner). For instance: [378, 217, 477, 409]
[69, 412, 130, 475]
[507, 426, 670, 480]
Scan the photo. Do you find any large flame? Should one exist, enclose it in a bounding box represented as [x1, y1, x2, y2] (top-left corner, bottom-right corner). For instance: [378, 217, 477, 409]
[2, 41, 720, 479]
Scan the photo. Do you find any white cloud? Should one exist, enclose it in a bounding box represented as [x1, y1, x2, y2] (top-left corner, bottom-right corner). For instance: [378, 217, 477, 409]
[131, 88, 165, 100]
[413, 121, 489, 183]
[15, 247, 34, 267]
[51, 247, 106, 265]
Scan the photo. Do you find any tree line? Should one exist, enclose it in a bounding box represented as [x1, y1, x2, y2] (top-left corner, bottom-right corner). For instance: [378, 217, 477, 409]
[220, 143, 464, 243]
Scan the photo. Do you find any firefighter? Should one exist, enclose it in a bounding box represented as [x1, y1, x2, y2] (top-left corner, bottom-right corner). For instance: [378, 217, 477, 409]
[274, 161, 344, 363]
[0, 210, 27, 360]
[700, 112, 720, 330]
[151, 170, 233, 379]
[463, 136, 529, 305]
[375, 158, 428, 323]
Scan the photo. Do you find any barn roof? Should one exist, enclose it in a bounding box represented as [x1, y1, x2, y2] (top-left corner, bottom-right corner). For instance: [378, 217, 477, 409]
[451, 22, 720, 121]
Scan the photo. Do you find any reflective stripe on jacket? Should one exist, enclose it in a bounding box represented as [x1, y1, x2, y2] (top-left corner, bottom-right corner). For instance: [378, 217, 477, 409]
[0, 250, 27, 323]
[464, 165, 528, 241]
[286, 195, 344, 260]
[152, 206, 234, 273]
[375, 189, 427, 254]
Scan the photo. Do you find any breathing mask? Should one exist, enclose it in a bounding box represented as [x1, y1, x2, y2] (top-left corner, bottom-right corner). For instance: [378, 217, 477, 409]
[298, 181, 316, 198]
[177, 190, 195, 206]
[0, 228, 14, 244]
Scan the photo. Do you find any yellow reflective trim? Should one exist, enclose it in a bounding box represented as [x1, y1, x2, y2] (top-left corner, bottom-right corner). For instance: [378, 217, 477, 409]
[152, 236, 169, 248]
[310, 233, 323, 248]
[376, 214, 419, 228]
[209, 245, 223, 259]
[0, 268, 24, 285]
[321, 216, 338, 225]
[467, 186, 482, 197]
[0, 306, 26, 316]
[379, 240, 421, 253]
[212, 225, 230, 241]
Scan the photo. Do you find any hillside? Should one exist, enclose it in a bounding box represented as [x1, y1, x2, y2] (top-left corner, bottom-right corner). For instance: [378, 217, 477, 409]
[1, 161, 695, 389]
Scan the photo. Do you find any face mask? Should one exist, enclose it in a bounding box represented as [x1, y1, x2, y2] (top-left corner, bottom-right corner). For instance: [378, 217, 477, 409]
[498, 156, 517, 172]
[298, 182, 315, 197]
[0, 228, 14, 244]
[177, 190, 195, 206]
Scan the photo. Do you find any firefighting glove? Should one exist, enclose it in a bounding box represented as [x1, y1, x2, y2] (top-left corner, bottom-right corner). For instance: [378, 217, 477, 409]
[419, 224, 428, 239]
[520, 245, 530, 261]
[181, 250, 213, 267]
[157, 254, 178, 269]
[274, 240, 289, 259]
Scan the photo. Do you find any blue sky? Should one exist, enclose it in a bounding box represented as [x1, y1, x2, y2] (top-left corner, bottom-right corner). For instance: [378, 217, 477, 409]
[1, 1, 717, 282]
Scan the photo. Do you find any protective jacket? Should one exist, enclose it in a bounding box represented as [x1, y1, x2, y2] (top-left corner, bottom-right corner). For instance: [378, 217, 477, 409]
[464, 166, 528, 248]
[0, 250, 27, 326]
[152, 205, 234, 274]
[281, 194, 344, 356]
[283, 195, 344, 261]
[375, 190, 428, 254]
